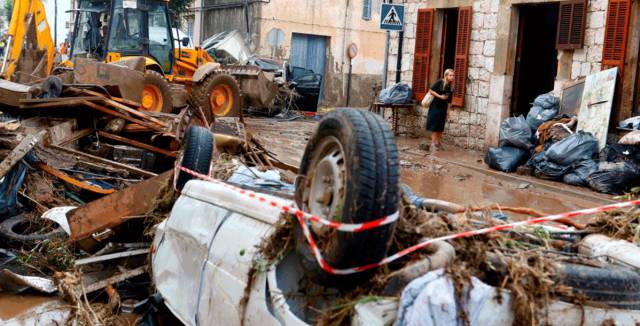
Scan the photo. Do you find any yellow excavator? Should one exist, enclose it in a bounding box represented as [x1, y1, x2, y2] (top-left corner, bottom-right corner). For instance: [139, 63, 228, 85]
[2, 0, 248, 123]
[1, 0, 56, 83]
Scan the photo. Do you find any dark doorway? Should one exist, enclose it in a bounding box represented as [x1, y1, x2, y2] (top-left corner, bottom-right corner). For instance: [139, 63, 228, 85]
[440, 9, 459, 77]
[511, 4, 559, 117]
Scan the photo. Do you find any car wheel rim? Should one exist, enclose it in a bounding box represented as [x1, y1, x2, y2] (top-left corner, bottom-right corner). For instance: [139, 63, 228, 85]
[305, 136, 346, 236]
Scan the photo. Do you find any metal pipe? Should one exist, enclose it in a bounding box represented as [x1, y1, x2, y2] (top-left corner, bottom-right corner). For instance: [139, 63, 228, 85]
[396, 30, 403, 83]
[346, 58, 352, 106]
[1, 35, 12, 76]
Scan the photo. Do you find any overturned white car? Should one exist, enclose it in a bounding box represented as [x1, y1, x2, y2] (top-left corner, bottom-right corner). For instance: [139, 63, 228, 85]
[151, 109, 640, 325]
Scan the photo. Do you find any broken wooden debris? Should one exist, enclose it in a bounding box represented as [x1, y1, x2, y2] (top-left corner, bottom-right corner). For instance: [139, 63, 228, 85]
[67, 170, 172, 242]
[0, 130, 46, 179]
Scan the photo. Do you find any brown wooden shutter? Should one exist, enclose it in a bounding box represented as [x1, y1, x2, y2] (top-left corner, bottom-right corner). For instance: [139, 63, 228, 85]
[556, 0, 587, 50]
[452, 7, 472, 107]
[602, 0, 631, 76]
[412, 9, 434, 100]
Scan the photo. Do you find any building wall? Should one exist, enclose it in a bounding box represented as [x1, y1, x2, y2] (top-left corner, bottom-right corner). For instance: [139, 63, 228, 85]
[254, 0, 387, 107]
[392, 0, 640, 150]
[201, 0, 262, 47]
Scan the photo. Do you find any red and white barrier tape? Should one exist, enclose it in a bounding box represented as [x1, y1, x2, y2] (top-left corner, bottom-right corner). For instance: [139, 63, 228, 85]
[178, 166, 399, 232]
[178, 166, 640, 275]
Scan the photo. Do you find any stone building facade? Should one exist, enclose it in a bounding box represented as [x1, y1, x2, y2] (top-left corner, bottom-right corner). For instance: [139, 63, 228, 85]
[389, 0, 640, 150]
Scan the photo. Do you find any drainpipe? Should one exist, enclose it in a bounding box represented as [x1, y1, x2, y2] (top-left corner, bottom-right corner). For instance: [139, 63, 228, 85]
[244, 0, 250, 42]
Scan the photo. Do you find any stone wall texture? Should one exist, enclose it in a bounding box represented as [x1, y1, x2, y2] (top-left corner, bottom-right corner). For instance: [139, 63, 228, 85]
[391, 0, 610, 150]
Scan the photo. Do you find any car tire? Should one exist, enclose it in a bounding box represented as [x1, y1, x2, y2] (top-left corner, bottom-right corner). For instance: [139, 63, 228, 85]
[555, 262, 640, 310]
[0, 214, 66, 244]
[174, 126, 214, 191]
[294, 108, 399, 287]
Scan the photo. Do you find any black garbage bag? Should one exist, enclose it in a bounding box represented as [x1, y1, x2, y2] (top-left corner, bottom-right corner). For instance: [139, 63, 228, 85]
[545, 131, 598, 166]
[378, 83, 412, 104]
[602, 143, 640, 165]
[533, 93, 560, 109]
[588, 162, 640, 195]
[563, 159, 599, 187]
[485, 146, 529, 173]
[526, 94, 560, 130]
[499, 115, 534, 150]
[526, 151, 570, 180]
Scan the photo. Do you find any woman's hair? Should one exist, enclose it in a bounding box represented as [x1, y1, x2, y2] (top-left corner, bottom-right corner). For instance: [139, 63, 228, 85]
[443, 69, 455, 87]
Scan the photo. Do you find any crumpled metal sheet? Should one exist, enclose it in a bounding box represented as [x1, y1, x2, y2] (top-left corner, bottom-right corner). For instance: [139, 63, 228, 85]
[0, 269, 57, 294]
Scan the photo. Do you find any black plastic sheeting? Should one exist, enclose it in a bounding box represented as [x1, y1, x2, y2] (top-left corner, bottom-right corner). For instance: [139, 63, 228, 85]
[588, 162, 640, 195]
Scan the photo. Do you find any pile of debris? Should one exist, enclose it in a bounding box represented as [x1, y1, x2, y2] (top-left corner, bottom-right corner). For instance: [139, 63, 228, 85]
[0, 58, 298, 324]
[485, 92, 640, 196]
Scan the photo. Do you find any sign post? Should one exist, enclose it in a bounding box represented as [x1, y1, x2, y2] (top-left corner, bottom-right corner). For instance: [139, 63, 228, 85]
[380, 3, 405, 89]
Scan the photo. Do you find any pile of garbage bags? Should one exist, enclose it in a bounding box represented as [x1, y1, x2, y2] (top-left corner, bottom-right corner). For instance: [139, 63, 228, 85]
[485, 93, 640, 195]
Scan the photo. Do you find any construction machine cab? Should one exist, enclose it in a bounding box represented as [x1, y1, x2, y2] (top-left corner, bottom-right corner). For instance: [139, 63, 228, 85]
[70, 0, 174, 73]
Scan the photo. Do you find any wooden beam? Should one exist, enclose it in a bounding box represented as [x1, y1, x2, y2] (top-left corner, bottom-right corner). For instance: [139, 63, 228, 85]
[98, 131, 177, 157]
[81, 100, 171, 135]
[49, 144, 157, 178]
[56, 128, 94, 146]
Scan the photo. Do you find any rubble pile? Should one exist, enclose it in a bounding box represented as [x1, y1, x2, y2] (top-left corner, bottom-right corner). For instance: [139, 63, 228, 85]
[257, 192, 640, 325]
[486, 93, 640, 196]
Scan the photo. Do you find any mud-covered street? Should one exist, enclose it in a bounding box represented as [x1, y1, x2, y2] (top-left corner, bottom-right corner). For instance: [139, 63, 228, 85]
[247, 117, 612, 215]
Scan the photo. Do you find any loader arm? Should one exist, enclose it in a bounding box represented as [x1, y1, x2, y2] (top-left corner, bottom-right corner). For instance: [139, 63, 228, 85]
[1, 0, 56, 81]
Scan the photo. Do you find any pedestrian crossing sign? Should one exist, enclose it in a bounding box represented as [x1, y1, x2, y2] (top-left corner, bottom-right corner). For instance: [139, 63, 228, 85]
[380, 4, 404, 31]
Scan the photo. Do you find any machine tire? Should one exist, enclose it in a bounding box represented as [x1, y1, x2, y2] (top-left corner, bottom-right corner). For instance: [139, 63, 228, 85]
[191, 73, 242, 123]
[294, 109, 399, 287]
[0, 214, 66, 244]
[174, 126, 214, 191]
[142, 70, 173, 113]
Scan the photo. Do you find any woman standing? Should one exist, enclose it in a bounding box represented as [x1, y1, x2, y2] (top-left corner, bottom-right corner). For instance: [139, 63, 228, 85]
[426, 69, 455, 151]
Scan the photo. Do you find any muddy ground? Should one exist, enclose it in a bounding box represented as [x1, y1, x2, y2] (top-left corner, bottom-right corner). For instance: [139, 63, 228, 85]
[246, 116, 615, 216]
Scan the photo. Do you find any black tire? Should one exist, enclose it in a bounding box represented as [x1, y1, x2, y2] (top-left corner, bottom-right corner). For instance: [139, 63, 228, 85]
[190, 73, 242, 124]
[294, 109, 399, 287]
[0, 214, 66, 244]
[175, 126, 214, 191]
[143, 70, 173, 113]
[555, 263, 640, 310]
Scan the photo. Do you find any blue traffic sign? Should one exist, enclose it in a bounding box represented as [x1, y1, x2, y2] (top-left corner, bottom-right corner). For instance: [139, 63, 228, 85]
[380, 4, 404, 31]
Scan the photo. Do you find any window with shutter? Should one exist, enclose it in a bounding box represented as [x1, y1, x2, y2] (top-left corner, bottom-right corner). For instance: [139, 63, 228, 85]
[452, 7, 472, 107]
[602, 0, 631, 76]
[411, 9, 434, 100]
[362, 0, 372, 21]
[556, 0, 586, 50]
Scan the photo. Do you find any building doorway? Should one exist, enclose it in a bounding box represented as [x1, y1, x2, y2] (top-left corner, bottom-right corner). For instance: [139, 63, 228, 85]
[511, 3, 559, 117]
[439, 9, 459, 77]
[290, 33, 328, 110]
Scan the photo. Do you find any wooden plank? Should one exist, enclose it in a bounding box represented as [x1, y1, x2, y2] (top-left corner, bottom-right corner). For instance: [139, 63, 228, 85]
[98, 131, 178, 157]
[0, 130, 46, 179]
[19, 99, 89, 109]
[56, 128, 94, 146]
[49, 144, 157, 178]
[19, 96, 102, 104]
[75, 88, 142, 108]
[67, 171, 172, 242]
[76, 89, 168, 128]
[81, 100, 170, 135]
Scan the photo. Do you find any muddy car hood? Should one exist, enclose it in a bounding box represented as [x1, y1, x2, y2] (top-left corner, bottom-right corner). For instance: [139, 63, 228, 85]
[151, 180, 292, 325]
